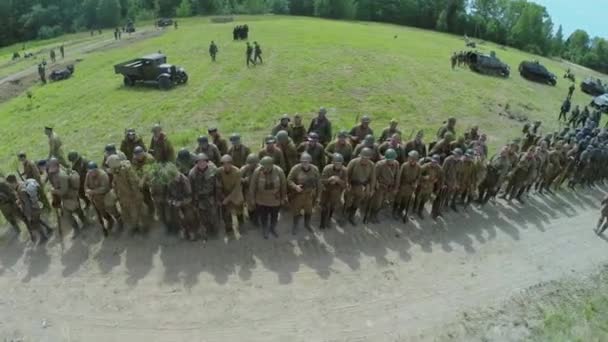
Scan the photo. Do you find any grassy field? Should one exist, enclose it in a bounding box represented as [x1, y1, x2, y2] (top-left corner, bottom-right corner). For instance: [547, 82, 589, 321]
[0, 15, 605, 169]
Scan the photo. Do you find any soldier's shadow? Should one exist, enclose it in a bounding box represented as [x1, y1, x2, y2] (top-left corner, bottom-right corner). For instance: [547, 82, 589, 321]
[125, 228, 160, 287]
[21, 244, 51, 283]
[0, 231, 27, 275]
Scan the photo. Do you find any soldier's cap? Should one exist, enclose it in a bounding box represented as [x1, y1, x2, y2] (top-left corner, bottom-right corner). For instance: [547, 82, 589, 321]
[229, 133, 241, 142]
[308, 132, 319, 141]
[265, 135, 276, 144]
[17, 152, 26, 158]
[220, 154, 233, 164]
[384, 149, 397, 160]
[208, 127, 218, 133]
[364, 134, 375, 144]
[276, 130, 289, 141]
[332, 153, 344, 163]
[195, 153, 209, 162]
[68, 151, 79, 162]
[134, 146, 145, 155]
[390, 119, 398, 124]
[260, 156, 274, 166]
[151, 123, 162, 132]
[361, 115, 371, 123]
[197, 135, 209, 144]
[294, 114, 301, 119]
[5, 174, 17, 183]
[44, 126, 53, 131]
[431, 154, 441, 162]
[360, 147, 373, 159]
[280, 114, 290, 121]
[104, 144, 116, 152]
[452, 148, 463, 156]
[408, 150, 419, 159]
[300, 153, 312, 163]
[246, 153, 259, 165]
[178, 148, 191, 159]
[87, 161, 98, 170]
[318, 107, 327, 115]
[338, 130, 348, 138]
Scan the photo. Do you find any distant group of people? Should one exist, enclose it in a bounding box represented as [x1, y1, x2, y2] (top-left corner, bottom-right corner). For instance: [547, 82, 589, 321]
[233, 25, 249, 40]
[36, 45, 65, 84]
[450, 50, 476, 69]
[206, 40, 263, 67]
[114, 28, 122, 40]
[559, 85, 604, 128]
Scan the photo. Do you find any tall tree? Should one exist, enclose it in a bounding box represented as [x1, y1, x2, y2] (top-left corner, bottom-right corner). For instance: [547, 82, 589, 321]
[97, 0, 121, 27]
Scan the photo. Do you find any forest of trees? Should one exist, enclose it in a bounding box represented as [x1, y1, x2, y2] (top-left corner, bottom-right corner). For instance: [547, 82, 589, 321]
[1, 0, 606, 74]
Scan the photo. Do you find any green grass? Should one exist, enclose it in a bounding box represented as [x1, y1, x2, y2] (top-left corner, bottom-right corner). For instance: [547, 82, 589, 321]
[0, 15, 605, 168]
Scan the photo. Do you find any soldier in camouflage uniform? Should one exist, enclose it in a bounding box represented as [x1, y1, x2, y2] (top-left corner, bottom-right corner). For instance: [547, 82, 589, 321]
[416, 154, 443, 219]
[405, 130, 427, 159]
[276, 130, 298, 172]
[189, 153, 219, 239]
[18, 152, 50, 210]
[218, 155, 245, 236]
[249, 156, 287, 239]
[349, 115, 374, 146]
[0, 176, 27, 236]
[395, 150, 421, 220]
[120, 128, 147, 161]
[68, 151, 91, 209]
[240, 154, 260, 226]
[259, 135, 286, 172]
[107, 155, 146, 235]
[308, 107, 332, 146]
[208, 127, 228, 155]
[369, 149, 399, 223]
[429, 132, 454, 161]
[195, 136, 221, 166]
[150, 124, 175, 163]
[47, 158, 88, 238]
[297, 132, 326, 170]
[102, 144, 127, 173]
[289, 114, 307, 146]
[227, 133, 251, 168]
[131, 146, 156, 216]
[378, 133, 406, 164]
[319, 153, 347, 229]
[344, 148, 376, 225]
[459, 149, 477, 207]
[378, 119, 401, 143]
[176, 148, 195, 175]
[478, 146, 511, 205]
[287, 153, 321, 234]
[45, 127, 68, 167]
[325, 130, 353, 164]
[85, 162, 121, 236]
[503, 149, 532, 203]
[6, 175, 52, 242]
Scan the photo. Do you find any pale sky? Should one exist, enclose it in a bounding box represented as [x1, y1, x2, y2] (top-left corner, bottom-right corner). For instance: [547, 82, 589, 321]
[534, 0, 607, 39]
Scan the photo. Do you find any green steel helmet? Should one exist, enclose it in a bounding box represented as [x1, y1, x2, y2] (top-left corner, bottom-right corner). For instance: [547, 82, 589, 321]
[195, 153, 209, 162]
[207, 127, 218, 133]
[332, 153, 344, 163]
[104, 144, 116, 153]
[229, 133, 241, 142]
[361, 115, 371, 123]
[364, 134, 375, 145]
[444, 132, 454, 141]
[300, 153, 312, 163]
[360, 147, 373, 159]
[246, 153, 259, 165]
[177, 148, 191, 160]
[260, 156, 274, 167]
[276, 130, 289, 142]
[87, 161, 98, 170]
[452, 148, 463, 156]
[384, 149, 397, 160]
[48, 157, 59, 167]
[197, 135, 209, 144]
[408, 150, 419, 160]
[338, 130, 348, 138]
[151, 123, 162, 133]
[265, 135, 276, 144]
[319, 107, 327, 115]
[220, 154, 233, 164]
[280, 114, 290, 122]
[68, 151, 79, 162]
[431, 154, 441, 163]
[308, 132, 319, 141]
[133, 146, 145, 155]
[17, 151, 26, 159]
[465, 149, 474, 157]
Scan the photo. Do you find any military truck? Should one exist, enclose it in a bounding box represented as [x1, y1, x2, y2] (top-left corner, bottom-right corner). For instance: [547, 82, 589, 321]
[157, 18, 173, 27]
[114, 53, 188, 90]
[125, 20, 135, 33]
[591, 94, 608, 113]
[467, 51, 510, 78]
[50, 65, 75, 82]
[518, 61, 556, 86]
[581, 77, 606, 96]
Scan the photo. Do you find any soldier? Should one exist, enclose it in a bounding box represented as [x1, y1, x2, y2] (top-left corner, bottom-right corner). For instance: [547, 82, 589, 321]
[379, 133, 406, 164]
[568, 105, 580, 127]
[503, 149, 532, 203]
[208, 127, 228, 155]
[47, 158, 88, 238]
[325, 130, 353, 164]
[218, 155, 245, 237]
[344, 148, 376, 225]
[227, 133, 251, 168]
[258, 135, 286, 171]
[68, 151, 91, 209]
[276, 130, 298, 172]
[246, 42, 254, 67]
[450, 136, 467, 152]
[107, 155, 146, 235]
[60, 44, 64, 59]
[308, 107, 332, 146]
[249, 156, 287, 239]
[429, 132, 454, 161]
[319, 153, 347, 229]
[353, 134, 381, 162]
[378, 119, 401, 143]
[469, 133, 488, 159]
[297, 132, 326, 170]
[436, 117, 457, 140]
[209, 41, 218, 62]
[465, 126, 480, 143]
[85, 162, 121, 236]
[596, 195, 608, 235]
[131, 146, 156, 215]
[45, 126, 68, 167]
[349, 115, 374, 146]
[120, 128, 147, 161]
[568, 83, 575, 98]
[369, 149, 399, 223]
[459, 149, 477, 207]
[289, 114, 307, 146]
[287, 153, 321, 234]
[271, 114, 291, 136]
[451, 52, 457, 69]
[0, 176, 27, 236]
[442, 148, 463, 212]
[405, 130, 427, 159]
[176, 148, 195, 175]
[102, 144, 127, 172]
[189, 153, 219, 239]
[149, 124, 175, 163]
[6, 175, 52, 242]
[38, 63, 46, 84]
[195, 136, 221, 166]
[395, 150, 421, 220]
[240, 154, 260, 226]
[559, 98, 571, 122]
[416, 154, 443, 219]
[578, 106, 590, 127]
[50, 49, 56, 63]
[165, 163, 198, 240]
[18, 152, 50, 210]
[539, 142, 564, 193]
[478, 146, 511, 204]
[253, 41, 263, 64]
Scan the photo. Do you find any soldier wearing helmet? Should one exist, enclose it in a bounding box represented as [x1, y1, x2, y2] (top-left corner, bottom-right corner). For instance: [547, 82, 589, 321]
[131, 145, 156, 216]
[149, 123, 175, 163]
[17, 152, 51, 210]
[405, 130, 427, 159]
[378, 133, 405, 164]
[258, 135, 286, 172]
[349, 115, 374, 146]
[354, 134, 380, 162]
[120, 128, 147, 161]
[85, 161, 121, 236]
[240, 153, 260, 226]
[249, 156, 287, 239]
[296, 132, 326, 170]
[436, 117, 457, 140]
[395, 150, 421, 221]
[188, 153, 219, 240]
[165, 163, 198, 240]
[319, 153, 347, 229]
[429, 131, 455, 161]
[102, 144, 127, 173]
[195, 135, 221, 166]
[378, 119, 401, 143]
[208, 127, 228, 155]
[47, 157, 88, 238]
[276, 130, 298, 172]
[442, 148, 464, 212]
[227, 133, 251, 168]
[368, 148, 400, 223]
[416, 154, 444, 219]
[287, 153, 321, 235]
[344, 147, 376, 225]
[325, 130, 353, 164]
[308, 107, 332, 146]
[107, 155, 146, 235]
[176, 148, 195, 175]
[271, 114, 291, 137]
[459, 149, 478, 208]
[217, 154, 245, 236]
[68, 151, 91, 209]
[45, 126, 69, 167]
[289, 114, 307, 146]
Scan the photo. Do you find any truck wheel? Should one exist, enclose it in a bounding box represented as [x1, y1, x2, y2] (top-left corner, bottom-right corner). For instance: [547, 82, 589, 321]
[180, 73, 188, 84]
[123, 76, 135, 87]
[158, 76, 172, 90]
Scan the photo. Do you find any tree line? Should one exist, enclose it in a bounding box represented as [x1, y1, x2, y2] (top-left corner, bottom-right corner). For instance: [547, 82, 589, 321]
[1, 0, 606, 74]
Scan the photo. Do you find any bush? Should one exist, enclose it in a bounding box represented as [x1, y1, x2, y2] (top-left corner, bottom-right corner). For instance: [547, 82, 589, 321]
[37, 25, 64, 40]
[135, 8, 157, 21]
[176, 0, 193, 17]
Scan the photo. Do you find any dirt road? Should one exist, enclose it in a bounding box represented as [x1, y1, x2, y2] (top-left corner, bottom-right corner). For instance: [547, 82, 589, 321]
[1, 187, 607, 341]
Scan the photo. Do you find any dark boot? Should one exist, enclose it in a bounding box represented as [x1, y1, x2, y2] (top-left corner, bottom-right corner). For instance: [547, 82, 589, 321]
[304, 214, 313, 232]
[515, 188, 525, 204]
[347, 207, 357, 226]
[450, 197, 458, 212]
[417, 202, 425, 220]
[292, 215, 301, 235]
[262, 224, 269, 239]
[249, 210, 259, 227]
[270, 223, 279, 238]
[392, 202, 401, 219]
[370, 210, 380, 224]
[319, 209, 328, 229]
[237, 214, 245, 226]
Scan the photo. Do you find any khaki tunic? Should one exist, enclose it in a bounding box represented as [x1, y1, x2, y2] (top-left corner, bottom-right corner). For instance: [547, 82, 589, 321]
[378, 142, 406, 164]
[48, 132, 68, 167]
[371, 159, 399, 210]
[289, 124, 307, 146]
[419, 163, 443, 195]
[195, 144, 221, 166]
[320, 164, 347, 210]
[349, 124, 374, 145]
[460, 158, 477, 193]
[308, 117, 332, 145]
[325, 140, 353, 164]
[442, 155, 462, 191]
[345, 157, 376, 209]
[150, 133, 175, 163]
[395, 161, 421, 205]
[213, 135, 229, 155]
[240, 164, 258, 209]
[278, 141, 299, 172]
[379, 127, 401, 143]
[287, 164, 320, 214]
[120, 135, 147, 161]
[228, 144, 251, 168]
[85, 169, 117, 217]
[249, 165, 287, 207]
[218, 165, 244, 207]
[297, 142, 326, 170]
[259, 147, 286, 172]
[353, 143, 381, 162]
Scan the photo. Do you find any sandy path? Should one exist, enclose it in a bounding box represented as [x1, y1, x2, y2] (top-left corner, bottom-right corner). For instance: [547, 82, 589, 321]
[1, 187, 607, 341]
